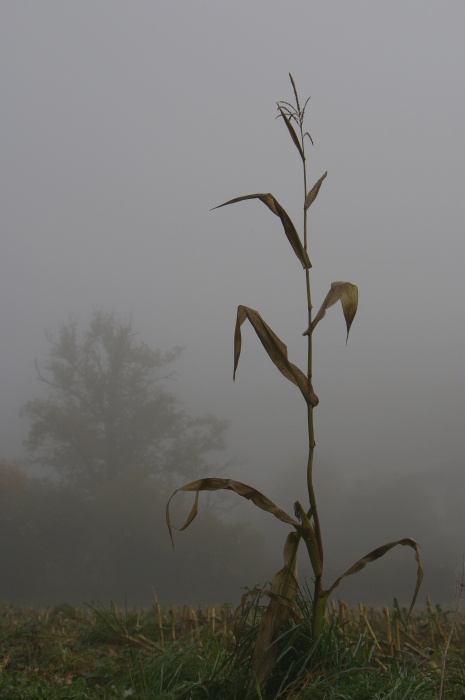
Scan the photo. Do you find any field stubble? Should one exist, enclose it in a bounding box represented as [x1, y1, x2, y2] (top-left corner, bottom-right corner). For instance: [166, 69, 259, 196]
[0, 589, 464, 699]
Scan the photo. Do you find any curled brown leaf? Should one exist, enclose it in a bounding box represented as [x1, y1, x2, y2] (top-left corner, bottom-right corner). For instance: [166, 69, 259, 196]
[212, 193, 311, 269]
[166, 477, 302, 549]
[303, 281, 358, 342]
[235, 305, 319, 406]
[304, 172, 328, 211]
[324, 538, 423, 616]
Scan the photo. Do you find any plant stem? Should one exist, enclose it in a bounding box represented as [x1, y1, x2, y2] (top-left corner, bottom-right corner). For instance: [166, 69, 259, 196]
[303, 160, 315, 450]
[301, 125, 317, 518]
[300, 107, 325, 634]
[307, 448, 323, 565]
[307, 447, 325, 634]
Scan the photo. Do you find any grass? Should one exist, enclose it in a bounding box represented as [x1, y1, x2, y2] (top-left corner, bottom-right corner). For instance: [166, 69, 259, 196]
[1, 589, 463, 699]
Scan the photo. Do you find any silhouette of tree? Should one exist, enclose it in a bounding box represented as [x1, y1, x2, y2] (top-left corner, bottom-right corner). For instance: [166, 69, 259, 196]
[21, 311, 227, 494]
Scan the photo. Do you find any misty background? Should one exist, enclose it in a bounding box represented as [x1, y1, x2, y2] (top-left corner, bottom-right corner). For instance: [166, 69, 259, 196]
[1, 2, 464, 608]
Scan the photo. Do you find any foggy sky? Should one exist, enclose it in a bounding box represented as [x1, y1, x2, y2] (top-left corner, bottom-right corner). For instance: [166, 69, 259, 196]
[1, 2, 464, 546]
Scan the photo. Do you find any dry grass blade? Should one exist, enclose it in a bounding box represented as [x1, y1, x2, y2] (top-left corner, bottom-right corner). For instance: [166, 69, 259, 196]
[324, 538, 424, 616]
[235, 305, 319, 406]
[304, 171, 328, 211]
[303, 281, 358, 342]
[166, 477, 302, 548]
[247, 532, 300, 696]
[277, 105, 305, 162]
[212, 193, 311, 269]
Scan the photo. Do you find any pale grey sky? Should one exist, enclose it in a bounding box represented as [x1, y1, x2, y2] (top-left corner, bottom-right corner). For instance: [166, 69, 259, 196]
[1, 3, 464, 593]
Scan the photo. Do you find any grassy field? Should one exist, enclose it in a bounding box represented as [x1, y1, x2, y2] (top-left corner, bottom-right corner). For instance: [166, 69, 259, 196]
[1, 589, 464, 699]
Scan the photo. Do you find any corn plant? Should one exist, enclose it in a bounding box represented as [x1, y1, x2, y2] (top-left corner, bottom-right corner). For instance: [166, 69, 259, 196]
[166, 74, 423, 691]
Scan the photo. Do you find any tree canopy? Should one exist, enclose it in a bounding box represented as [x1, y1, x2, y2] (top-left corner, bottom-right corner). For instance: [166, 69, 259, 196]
[21, 311, 228, 493]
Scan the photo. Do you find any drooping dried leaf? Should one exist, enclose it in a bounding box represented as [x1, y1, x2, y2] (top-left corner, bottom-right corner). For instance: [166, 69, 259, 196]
[235, 305, 319, 406]
[324, 538, 423, 616]
[212, 193, 311, 269]
[303, 281, 358, 342]
[277, 105, 305, 162]
[248, 532, 300, 694]
[304, 171, 328, 211]
[166, 477, 302, 549]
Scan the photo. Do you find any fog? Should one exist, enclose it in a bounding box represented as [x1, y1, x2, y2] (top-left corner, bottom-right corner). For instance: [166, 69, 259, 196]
[1, 2, 464, 607]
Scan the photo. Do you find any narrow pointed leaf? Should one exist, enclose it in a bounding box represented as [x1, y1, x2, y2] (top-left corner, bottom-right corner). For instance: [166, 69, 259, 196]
[304, 171, 328, 211]
[248, 532, 300, 693]
[166, 477, 302, 549]
[235, 305, 319, 406]
[212, 193, 311, 269]
[278, 105, 305, 162]
[324, 538, 423, 616]
[303, 281, 358, 342]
